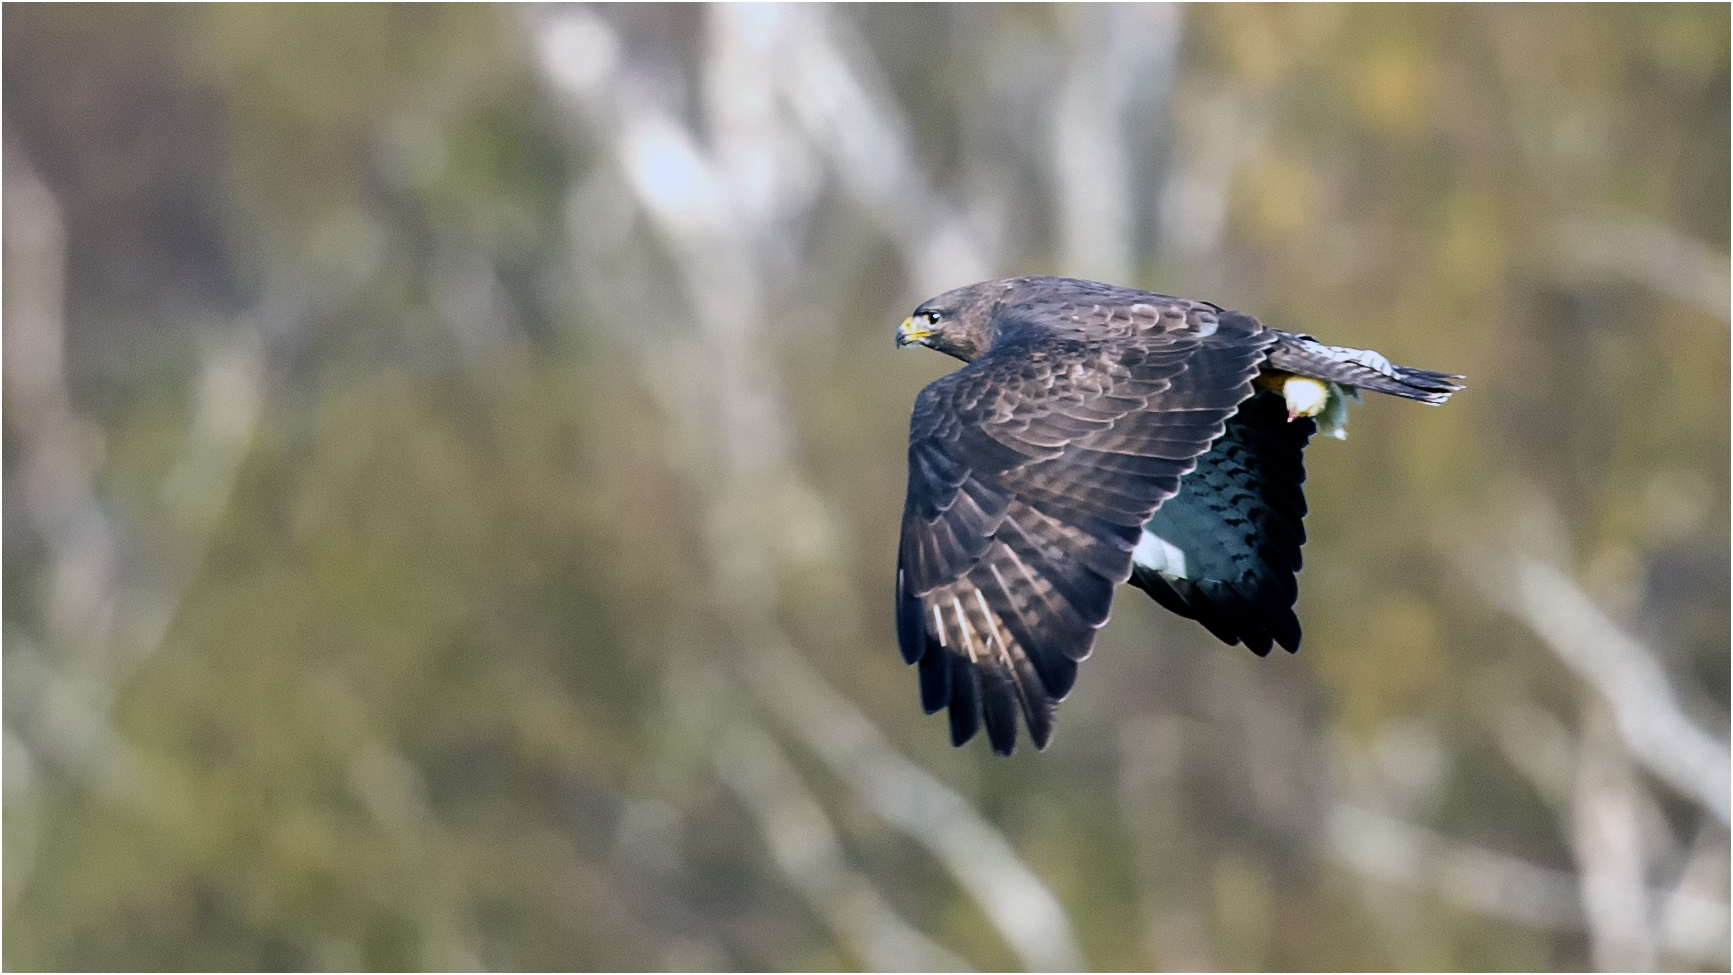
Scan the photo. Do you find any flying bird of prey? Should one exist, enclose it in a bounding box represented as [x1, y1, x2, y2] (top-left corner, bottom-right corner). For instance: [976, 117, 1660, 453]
[894, 276, 1462, 755]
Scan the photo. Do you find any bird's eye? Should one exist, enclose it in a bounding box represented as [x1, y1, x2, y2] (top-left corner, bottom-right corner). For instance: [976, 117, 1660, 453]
[924, 310, 942, 325]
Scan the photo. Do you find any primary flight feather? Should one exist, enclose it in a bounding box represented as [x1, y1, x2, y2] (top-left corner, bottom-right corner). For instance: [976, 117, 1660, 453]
[894, 276, 1462, 755]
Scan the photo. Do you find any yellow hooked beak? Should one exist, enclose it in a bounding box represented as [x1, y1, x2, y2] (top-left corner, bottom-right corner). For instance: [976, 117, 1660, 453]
[896, 316, 932, 348]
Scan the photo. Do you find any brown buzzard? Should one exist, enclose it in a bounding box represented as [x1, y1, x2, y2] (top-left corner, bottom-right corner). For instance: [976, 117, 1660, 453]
[894, 277, 1462, 755]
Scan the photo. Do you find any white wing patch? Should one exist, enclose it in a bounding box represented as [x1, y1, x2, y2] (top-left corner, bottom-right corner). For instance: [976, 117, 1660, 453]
[1132, 530, 1189, 579]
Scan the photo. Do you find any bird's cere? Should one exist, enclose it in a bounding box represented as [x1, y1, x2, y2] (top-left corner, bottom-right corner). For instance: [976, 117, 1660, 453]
[897, 316, 931, 347]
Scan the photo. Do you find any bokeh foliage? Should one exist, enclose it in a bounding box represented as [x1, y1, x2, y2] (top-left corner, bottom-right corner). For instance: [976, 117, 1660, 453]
[5, 4, 1727, 971]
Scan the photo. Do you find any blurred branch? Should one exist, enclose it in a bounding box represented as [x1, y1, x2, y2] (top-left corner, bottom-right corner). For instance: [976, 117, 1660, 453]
[715, 721, 971, 972]
[3, 143, 142, 817]
[1554, 218, 1730, 324]
[1329, 803, 1581, 929]
[4, 135, 278, 915]
[1457, 513, 1730, 968]
[1117, 716, 1214, 971]
[749, 642, 1087, 973]
[1661, 824, 1733, 966]
[1492, 557, 1730, 825]
[3, 138, 112, 673]
[3, 142, 140, 912]
[770, 7, 990, 295]
[5, 137, 273, 674]
[1156, 90, 1265, 263]
[1049, 4, 1183, 283]
[1498, 702, 1729, 968]
[1570, 705, 1656, 971]
[134, 327, 267, 655]
[1330, 802, 1728, 967]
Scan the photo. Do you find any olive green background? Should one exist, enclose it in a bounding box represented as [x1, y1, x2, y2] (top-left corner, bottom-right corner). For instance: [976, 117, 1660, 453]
[4, 5, 1727, 971]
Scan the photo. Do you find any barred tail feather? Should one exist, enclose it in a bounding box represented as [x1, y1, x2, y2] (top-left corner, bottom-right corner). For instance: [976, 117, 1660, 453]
[1266, 330, 1464, 405]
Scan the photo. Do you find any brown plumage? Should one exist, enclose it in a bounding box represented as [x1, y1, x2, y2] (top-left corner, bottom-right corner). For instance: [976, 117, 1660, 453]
[894, 277, 1462, 755]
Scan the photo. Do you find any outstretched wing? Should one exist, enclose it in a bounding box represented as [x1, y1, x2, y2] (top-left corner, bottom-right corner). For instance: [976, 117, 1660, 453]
[896, 301, 1272, 754]
[1129, 388, 1315, 656]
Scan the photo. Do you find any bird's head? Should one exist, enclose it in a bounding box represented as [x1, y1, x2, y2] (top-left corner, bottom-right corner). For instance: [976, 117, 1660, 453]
[896, 280, 1018, 362]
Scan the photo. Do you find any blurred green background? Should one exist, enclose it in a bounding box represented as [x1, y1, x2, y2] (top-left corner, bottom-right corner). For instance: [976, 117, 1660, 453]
[4, 4, 1727, 971]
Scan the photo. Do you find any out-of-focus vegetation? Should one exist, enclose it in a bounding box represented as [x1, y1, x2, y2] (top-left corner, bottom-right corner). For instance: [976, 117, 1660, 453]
[4, 5, 1726, 971]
